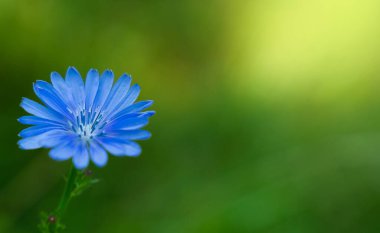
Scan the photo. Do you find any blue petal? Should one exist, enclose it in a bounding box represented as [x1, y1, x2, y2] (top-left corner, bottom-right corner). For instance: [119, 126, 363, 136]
[141, 111, 156, 117]
[109, 84, 140, 118]
[89, 141, 108, 167]
[73, 142, 90, 169]
[50, 71, 64, 85]
[18, 137, 42, 150]
[102, 74, 131, 115]
[20, 98, 64, 123]
[19, 125, 63, 138]
[51, 71, 76, 111]
[18, 130, 72, 150]
[33, 81, 74, 121]
[122, 140, 142, 156]
[106, 130, 152, 140]
[111, 100, 153, 121]
[41, 132, 77, 148]
[66, 67, 85, 109]
[97, 137, 142, 157]
[120, 84, 140, 108]
[18, 116, 63, 126]
[106, 116, 149, 131]
[96, 137, 124, 156]
[49, 139, 77, 161]
[128, 101, 154, 113]
[50, 72, 66, 95]
[91, 70, 114, 114]
[85, 69, 99, 111]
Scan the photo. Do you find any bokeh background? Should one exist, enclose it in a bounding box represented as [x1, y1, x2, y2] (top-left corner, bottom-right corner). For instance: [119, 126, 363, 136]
[1, 0, 380, 232]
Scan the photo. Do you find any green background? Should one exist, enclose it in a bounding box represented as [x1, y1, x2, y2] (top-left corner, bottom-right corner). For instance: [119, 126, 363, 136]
[1, 0, 380, 232]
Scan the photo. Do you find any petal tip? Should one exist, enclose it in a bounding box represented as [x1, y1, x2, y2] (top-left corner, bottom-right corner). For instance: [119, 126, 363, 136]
[88, 68, 98, 73]
[94, 160, 108, 168]
[129, 151, 141, 157]
[72, 158, 88, 169]
[121, 73, 132, 79]
[145, 110, 156, 117]
[104, 69, 114, 76]
[67, 66, 80, 76]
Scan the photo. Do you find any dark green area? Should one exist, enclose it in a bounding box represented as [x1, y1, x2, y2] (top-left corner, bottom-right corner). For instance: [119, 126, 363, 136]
[1, 0, 380, 232]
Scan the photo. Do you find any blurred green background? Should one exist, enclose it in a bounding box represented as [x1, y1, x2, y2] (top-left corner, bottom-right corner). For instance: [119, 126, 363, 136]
[1, 0, 380, 232]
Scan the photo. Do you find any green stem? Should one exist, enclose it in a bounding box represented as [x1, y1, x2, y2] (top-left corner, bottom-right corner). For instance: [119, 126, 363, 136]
[53, 166, 78, 232]
[39, 166, 97, 233]
[56, 166, 77, 216]
[40, 166, 78, 233]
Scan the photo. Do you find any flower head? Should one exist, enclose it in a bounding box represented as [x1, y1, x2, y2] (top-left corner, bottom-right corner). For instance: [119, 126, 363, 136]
[18, 67, 154, 169]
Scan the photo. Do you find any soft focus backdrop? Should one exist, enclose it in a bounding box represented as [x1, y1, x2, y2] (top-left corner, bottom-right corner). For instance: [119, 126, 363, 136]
[1, 0, 380, 232]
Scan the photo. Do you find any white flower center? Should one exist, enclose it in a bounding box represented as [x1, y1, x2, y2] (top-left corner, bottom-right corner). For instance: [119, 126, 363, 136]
[71, 109, 106, 141]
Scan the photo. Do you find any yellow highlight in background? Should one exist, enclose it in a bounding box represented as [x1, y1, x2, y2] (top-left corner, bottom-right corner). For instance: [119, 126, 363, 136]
[230, 0, 380, 101]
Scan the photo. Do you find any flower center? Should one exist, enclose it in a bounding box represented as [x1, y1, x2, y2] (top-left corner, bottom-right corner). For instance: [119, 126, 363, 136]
[71, 109, 106, 141]
[79, 124, 93, 141]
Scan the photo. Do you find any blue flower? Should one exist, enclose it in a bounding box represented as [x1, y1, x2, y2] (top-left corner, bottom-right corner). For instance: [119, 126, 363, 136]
[18, 67, 154, 169]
